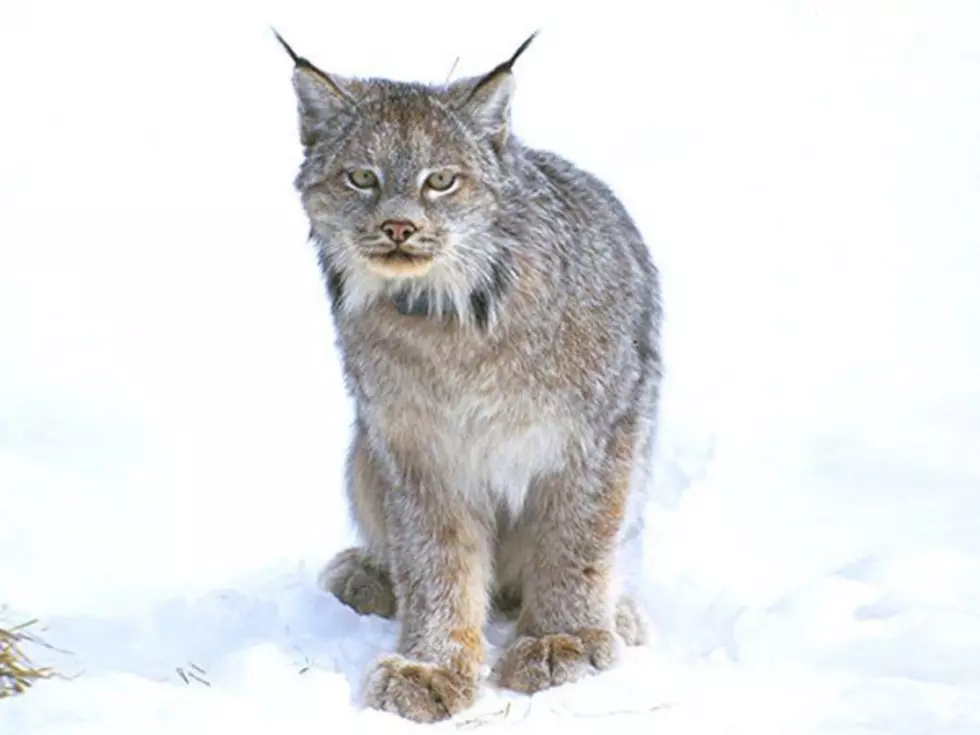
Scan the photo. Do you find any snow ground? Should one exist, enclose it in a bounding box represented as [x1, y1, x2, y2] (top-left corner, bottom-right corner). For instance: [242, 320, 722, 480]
[1, 0, 979, 732]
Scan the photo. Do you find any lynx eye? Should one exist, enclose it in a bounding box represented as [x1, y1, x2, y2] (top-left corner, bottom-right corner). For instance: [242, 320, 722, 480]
[424, 171, 458, 193]
[347, 168, 379, 189]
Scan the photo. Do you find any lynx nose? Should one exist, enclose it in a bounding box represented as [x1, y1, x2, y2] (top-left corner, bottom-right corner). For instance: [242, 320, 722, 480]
[380, 220, 418, 245]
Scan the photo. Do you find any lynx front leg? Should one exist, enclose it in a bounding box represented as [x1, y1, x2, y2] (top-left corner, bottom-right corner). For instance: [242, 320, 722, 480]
[492, 418, 639, 694]
[362, 474, 491, 723]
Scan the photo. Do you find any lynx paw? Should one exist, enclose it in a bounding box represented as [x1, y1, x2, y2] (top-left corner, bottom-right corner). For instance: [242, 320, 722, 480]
[362, 654, 478, 723]
[318, 548, 396, 618]
[492, 628, 620, 694]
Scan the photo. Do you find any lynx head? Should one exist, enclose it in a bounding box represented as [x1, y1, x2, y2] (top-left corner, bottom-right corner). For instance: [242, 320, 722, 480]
[277, 31, 537, 325]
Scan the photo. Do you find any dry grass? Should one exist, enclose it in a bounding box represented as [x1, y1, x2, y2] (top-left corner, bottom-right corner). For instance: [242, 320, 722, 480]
[0, 617, 56, 699]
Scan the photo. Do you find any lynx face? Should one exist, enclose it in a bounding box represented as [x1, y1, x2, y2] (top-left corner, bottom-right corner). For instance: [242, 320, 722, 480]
[281, 35, 529, 319]
[300, 85, 505, 286]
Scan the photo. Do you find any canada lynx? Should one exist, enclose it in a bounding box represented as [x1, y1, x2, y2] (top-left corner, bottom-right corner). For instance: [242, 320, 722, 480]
[278, 30, 663, 723]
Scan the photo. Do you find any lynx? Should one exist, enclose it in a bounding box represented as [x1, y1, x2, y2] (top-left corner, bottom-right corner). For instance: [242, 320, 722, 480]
[277, 30, 663, 723]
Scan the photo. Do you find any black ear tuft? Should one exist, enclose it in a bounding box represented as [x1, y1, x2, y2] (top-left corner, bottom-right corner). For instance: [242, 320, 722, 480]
[271, 27, 302, 66]
[463, 30, 539, 107]
[452, 31, 539, 152]
[273, 29, 358, 147]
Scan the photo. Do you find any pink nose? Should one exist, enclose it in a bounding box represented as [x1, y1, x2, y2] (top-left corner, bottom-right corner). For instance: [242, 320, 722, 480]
[380, 220, 418, 244]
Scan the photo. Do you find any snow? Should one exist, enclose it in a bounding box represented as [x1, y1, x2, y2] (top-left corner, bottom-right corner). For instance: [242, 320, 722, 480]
[2, 0, 979, 732]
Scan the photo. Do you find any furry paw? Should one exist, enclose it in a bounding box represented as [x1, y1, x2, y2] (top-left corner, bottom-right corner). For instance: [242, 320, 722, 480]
[492, 628, 620, 694]
[615, 593, 649, 646]
[318, 548, 396, 618]
[362, 654, 478, 723]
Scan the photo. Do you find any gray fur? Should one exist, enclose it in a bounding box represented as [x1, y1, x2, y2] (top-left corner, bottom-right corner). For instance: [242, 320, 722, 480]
[281, 32, 662, 723]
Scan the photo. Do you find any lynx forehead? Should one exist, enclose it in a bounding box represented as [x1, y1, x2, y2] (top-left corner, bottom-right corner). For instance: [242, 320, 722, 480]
[278, 29, 663, 725]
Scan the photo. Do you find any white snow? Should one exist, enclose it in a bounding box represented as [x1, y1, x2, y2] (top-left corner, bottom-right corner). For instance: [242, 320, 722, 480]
[2, 0, 979, 732]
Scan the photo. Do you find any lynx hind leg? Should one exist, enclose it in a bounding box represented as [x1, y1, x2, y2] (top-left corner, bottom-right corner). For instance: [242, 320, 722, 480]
[319, 547, 396, 619]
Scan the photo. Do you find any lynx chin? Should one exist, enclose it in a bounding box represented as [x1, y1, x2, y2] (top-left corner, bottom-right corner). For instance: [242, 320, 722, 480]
[277, 29, 663, 724]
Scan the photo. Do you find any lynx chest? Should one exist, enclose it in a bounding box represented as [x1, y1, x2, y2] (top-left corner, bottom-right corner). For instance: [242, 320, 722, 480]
[359, 347, 571, 517]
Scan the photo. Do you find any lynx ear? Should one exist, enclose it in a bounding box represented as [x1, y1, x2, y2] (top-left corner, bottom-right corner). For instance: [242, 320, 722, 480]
[452, 31, 538, 152]
[273, 29, 357, 147]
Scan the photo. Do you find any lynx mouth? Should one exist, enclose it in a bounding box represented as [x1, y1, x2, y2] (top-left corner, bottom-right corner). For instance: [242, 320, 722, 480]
[365, 250, 435, 278]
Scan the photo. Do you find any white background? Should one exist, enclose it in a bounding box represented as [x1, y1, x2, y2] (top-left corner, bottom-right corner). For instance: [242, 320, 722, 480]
[1, 1, 978, 732]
